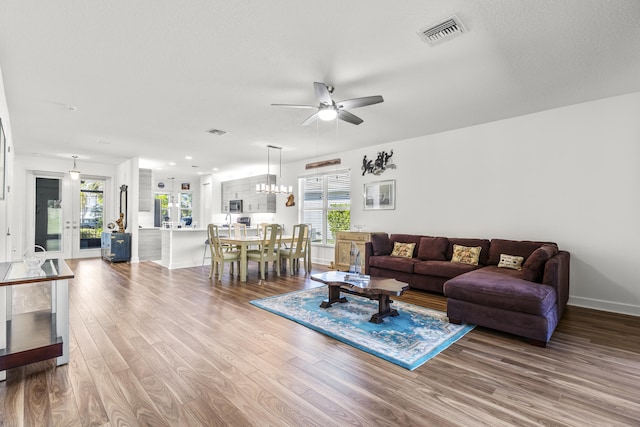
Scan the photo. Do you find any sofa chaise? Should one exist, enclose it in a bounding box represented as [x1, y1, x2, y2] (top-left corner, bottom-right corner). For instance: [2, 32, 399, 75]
[364, 234, 570, 346]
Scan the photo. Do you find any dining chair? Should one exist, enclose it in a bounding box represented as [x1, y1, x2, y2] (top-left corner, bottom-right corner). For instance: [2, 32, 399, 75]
[255, 223, 268, 237]
[247, 223, 282, 280]
[228, 222, 248, 251]
[207, 224, 241, 281]
[280, 224, 310, 275]
[232, 223, 247, 238]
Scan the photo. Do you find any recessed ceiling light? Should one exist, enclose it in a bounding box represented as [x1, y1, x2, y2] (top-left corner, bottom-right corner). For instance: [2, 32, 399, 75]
[212, 167, 219, 171]
[168, 162, 176, 166]
[185, 156, 192, 160]
[206, 128, 227, 136]
[64, 104, 78, 111]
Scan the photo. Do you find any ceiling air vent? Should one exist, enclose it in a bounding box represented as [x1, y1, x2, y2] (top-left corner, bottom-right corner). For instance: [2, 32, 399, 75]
[417, 16, 466, 47]
[206, 128, 227, 136]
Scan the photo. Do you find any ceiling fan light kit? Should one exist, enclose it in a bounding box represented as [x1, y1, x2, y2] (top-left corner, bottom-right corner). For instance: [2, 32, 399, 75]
[272, 82, 383, 126]
[318, 107, 338, 121]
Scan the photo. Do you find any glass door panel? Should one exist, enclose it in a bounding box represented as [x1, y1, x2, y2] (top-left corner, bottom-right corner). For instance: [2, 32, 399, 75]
[35, 177, 63, 252]
[30, 173, 109, 260]
[79, 179, 105, 249]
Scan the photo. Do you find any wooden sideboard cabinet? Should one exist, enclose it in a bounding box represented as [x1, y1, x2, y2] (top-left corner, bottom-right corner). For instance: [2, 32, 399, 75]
[334, 231, 385, 272]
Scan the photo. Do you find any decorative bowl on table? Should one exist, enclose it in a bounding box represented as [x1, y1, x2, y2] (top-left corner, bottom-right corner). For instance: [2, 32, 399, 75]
[23, 245, 47, 269]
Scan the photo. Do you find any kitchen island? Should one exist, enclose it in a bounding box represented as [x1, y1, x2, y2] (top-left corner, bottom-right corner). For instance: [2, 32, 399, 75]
[160, 227, 208, 269]
[160, 225, 263, 269]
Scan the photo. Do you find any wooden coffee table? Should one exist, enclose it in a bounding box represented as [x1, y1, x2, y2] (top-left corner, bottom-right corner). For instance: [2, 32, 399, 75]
[310, 271, 409, 323]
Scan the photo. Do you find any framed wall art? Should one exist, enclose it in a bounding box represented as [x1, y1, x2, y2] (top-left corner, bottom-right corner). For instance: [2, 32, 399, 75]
[363, 179, 395, 210]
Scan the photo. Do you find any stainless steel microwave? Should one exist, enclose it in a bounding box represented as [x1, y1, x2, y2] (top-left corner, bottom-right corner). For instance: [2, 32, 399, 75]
[229, 199, 243, 213]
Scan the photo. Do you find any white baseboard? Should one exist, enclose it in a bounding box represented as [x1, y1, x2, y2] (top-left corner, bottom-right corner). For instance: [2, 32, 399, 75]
[568, 296, 640, 317]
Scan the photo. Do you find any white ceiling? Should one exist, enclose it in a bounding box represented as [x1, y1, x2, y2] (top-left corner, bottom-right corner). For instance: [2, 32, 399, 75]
[1, 1, 640, 178]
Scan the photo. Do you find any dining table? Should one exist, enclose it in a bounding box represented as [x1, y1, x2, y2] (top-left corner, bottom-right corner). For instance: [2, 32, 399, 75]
[219, 234, 311, 282]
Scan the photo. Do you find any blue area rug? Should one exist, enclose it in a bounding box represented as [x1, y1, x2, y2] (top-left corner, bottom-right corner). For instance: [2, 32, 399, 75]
[250, 286, 474, 371]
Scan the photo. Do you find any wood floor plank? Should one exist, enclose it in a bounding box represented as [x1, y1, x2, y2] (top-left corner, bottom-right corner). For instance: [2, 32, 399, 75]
[84, 356, 140, 426]
[137, 375, 204, 427]
[68, 305, 103, 361]
[0, 366, 25, 427]
[47, 364, 81, 427]
[66, 346, 109, 427]
[129, 336, 199, 404]
[4, 258, 640, 426]
[112, 368, 171, 427]
[23, 365, 53, 427]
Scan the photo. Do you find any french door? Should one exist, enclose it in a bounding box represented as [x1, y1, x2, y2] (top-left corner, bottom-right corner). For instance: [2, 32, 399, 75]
[27, 171, 109, 259]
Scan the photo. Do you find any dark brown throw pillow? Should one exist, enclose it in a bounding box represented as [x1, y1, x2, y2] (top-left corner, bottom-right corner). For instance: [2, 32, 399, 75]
[417, 236, 449, 261]
[371, 233, 393, 256]
[522, 245, 558, 283]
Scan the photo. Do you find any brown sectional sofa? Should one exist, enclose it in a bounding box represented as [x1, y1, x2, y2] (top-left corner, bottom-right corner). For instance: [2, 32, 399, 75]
[364, 234, 570, 346]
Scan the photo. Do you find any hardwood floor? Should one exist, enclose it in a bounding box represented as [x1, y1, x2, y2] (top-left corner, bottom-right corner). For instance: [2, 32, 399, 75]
[2, 258, 640, 426]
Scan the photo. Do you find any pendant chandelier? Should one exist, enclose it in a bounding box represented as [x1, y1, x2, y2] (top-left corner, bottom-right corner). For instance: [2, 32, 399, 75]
[256, 145, 292, 194]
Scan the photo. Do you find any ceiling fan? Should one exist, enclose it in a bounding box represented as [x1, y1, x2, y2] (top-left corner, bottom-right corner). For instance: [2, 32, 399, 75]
[272, 82, 384, 126]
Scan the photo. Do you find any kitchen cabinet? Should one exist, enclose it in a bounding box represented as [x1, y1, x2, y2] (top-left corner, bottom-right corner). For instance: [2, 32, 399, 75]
[334, 231, 386, 272]
[139, 168, 152, 211]
[221, 174, 277, 213]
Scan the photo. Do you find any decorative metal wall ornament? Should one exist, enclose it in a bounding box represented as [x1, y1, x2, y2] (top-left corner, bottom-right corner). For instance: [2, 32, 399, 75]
[362, 150, 395, 176]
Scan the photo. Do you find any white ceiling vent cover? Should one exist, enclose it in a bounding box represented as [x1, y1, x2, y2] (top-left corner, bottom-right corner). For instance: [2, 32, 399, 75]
[418, 16, 466, 46]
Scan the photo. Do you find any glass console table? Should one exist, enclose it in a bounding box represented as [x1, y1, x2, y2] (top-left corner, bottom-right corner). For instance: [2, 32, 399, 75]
[0, 259, 74, 381]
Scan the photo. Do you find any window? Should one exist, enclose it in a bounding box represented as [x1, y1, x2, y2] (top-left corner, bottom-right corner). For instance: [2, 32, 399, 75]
[155, 191, 192, 225]
[179, 192, 193, 225]
[300, 170, 350, 245]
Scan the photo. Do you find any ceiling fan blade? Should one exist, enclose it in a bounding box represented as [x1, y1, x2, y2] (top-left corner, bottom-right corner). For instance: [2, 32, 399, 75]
[271, 103, 317, 109]
[301, 111, 320, 126]
[337, 95, 384, 109]
[313, 82, 333, 105]
[337, 109, 363, 125]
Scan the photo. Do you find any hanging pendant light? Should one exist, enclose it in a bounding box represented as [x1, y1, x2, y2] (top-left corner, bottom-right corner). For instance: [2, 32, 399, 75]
[167, 177, 175, 207]
[69, 155, 81, 180]
[256, 145, 293, 194]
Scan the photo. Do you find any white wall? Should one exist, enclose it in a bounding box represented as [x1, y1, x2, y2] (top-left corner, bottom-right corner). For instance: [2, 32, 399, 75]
[276, 92, 640, 316]
[116, 158, 138, 261]
[0, 66, 14, 262]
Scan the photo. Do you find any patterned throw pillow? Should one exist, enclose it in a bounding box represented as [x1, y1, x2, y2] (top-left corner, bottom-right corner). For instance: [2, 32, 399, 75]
[497, 253, 524, 270]
[390, 242, 416, 258]
[451, 244, 482, 266]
